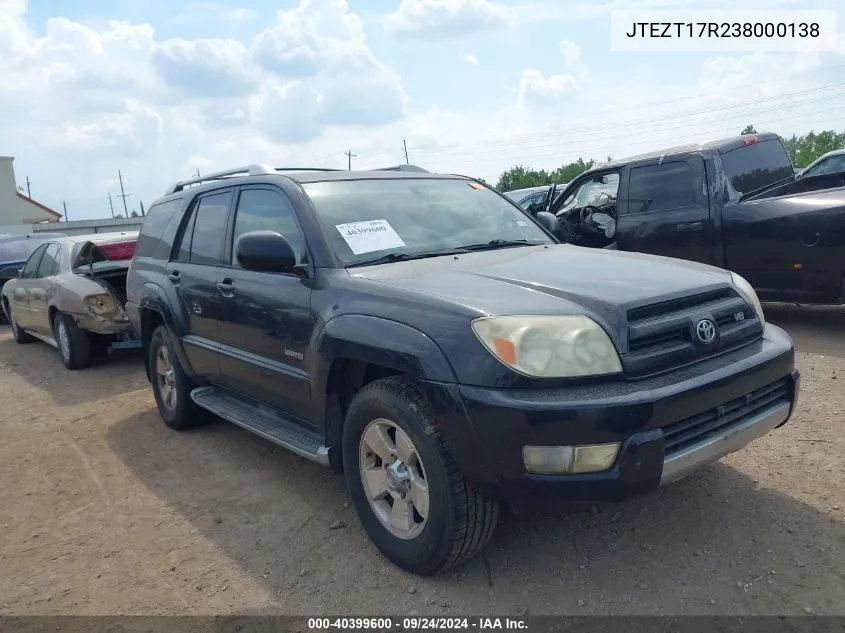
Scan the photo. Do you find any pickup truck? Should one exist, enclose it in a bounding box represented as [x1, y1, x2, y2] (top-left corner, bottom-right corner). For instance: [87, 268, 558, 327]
[536, 133, 845, 305]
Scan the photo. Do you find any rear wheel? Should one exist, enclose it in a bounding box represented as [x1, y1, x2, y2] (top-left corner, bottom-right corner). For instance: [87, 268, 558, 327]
[342, 376, 499, 575]
[53, 311, 92, 370]
[149, 325, 211, 430]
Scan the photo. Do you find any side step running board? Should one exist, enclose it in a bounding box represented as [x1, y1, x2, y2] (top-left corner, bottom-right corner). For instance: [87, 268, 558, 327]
[190, 386, 330, 466]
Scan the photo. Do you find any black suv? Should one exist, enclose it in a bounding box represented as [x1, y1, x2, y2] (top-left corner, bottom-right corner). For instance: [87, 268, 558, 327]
[126, 164, 800, 575]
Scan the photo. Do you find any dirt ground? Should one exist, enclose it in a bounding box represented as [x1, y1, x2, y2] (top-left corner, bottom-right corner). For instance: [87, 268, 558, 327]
[0, 304, 843, 617]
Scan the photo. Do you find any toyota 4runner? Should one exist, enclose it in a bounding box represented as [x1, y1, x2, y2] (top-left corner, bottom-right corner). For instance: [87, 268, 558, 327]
[125, 164, 800, 575]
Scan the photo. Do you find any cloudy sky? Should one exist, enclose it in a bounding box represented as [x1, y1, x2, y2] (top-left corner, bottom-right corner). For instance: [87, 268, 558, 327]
[1, 0, 844, 220]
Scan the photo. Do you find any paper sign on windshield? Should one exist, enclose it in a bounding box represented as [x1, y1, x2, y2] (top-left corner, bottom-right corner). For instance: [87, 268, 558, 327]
[336, 219, 406, 255]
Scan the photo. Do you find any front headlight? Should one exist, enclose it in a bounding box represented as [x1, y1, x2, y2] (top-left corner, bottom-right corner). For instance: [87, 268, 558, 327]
[471, 315, 622, 378]
[729, 272, 765, 326]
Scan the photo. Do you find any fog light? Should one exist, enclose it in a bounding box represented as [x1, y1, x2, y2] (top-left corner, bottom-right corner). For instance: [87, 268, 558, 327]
[523, 443, 621, 475]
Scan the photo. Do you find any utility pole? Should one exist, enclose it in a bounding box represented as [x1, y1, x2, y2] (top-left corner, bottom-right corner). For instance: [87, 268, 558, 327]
[403, 139, 409, 164]
[117, 169, 130, 217]
[25, 176, 31, 198]
[344, 149, 356, 171]
[139, 200, 146, 216]
[108, 192, 115, 218]
[195, 168, 201, 177]
[62, 200, 68, 222]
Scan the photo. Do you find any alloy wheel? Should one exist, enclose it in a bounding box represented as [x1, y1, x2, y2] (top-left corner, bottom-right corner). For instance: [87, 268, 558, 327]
[358, 418, 430, 540]
[155, 344, 177, 411]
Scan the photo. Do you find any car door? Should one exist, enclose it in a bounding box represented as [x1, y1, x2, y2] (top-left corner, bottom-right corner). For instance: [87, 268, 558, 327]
[10, 243, 48, 329]
[215, 186, 316, 425]
[617, 156, 717, 265]
[27, 241, 61, 337]
[167, 188, 234, 383]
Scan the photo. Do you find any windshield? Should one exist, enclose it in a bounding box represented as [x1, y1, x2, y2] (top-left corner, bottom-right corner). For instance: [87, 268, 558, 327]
[0, 237, 53, 264]
[301, 178, 554, 266]
[803, 153, 845, 177]
[558, 174, 619, 214]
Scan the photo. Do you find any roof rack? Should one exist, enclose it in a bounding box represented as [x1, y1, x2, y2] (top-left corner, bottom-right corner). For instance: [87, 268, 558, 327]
[374, 164, 430, 173]
[164, 163, 433, 195]
[164, 164, 279, 195]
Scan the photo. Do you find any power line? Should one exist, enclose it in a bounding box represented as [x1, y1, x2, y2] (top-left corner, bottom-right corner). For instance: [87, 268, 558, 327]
[411, 88, 845, 161]
[406, 81, 845, 156]
[429, 103, 845, 172]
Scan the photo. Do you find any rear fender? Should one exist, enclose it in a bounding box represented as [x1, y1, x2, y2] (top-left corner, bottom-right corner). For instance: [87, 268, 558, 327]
[138, 284, 194, 380]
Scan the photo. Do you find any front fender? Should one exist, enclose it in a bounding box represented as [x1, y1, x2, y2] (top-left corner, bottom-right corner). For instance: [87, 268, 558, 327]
[312, 314, 458, 390]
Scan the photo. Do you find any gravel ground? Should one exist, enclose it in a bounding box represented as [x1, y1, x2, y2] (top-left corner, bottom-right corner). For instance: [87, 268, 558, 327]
[0, 303, 843, 616]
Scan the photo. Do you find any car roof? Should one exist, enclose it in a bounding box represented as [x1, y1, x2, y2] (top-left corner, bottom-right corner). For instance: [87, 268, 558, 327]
[66, 231, 139, 245]
[0, 232, 66, 244]
[284, 170, 463, 184]
[589, 132, 783, 171]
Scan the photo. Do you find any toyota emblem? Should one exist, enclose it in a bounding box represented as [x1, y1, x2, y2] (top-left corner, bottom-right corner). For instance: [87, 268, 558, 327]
[695, 318, 717, 344]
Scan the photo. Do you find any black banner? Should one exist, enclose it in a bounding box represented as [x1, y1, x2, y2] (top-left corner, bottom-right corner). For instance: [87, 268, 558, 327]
[0, 616, 842, 633]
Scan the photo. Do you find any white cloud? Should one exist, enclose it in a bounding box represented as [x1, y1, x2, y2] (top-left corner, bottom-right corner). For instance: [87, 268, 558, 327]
[518, 69, 579, 109]
[461, 53, 479, 65]
[0, 0, 408, 216]
[383, 0, 509, 39]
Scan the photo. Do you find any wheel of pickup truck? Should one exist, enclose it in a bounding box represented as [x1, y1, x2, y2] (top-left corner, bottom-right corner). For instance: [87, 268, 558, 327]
[149, 325, 211, 431]
[53, 311, 92, 370]
[5, 300, 34, 344]
[342, 376, 499, 575]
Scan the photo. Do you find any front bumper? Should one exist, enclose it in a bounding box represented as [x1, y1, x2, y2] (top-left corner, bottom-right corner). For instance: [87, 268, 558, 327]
[423, 324, 799, 509]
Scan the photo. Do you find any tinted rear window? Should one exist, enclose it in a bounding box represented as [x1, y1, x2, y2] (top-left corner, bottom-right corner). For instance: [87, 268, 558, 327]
[720, 138, 794, 195]
[628, 161, 696, 213]
[135, 199, 182, 258]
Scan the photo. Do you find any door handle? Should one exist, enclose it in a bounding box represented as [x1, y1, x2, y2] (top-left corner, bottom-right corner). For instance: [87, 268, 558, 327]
[167, 270, 181, 283]
[676, 222, 703, 232]
[216, 279, 235, 297]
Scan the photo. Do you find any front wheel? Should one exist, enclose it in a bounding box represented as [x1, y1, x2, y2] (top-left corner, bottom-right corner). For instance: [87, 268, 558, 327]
[5, 300, 34, 344]
[342, 376, 499, 575]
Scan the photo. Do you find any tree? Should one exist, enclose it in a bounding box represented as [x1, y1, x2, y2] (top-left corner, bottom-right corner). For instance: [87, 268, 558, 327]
[782, 130, 845, 167]
[130, 211, 139, 218]
[741, 125, 757, 134]
[495, 158, 595, 191]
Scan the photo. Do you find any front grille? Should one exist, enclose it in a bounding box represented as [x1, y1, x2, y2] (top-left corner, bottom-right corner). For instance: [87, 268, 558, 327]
[663, 378, 790, 456]
[622, 288, 763, 377]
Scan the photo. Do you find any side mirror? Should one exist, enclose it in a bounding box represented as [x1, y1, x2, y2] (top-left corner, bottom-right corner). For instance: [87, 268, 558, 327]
[0, 267, 19, 280]
[236, 230, 297, 273]
[535, 211, 560, 235]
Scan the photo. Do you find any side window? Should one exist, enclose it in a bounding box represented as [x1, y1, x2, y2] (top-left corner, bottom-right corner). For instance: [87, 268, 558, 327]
[135, 199, 182, 258]
[21, 244, 48, 279]
[175, 191, 232, 265]
[231, 189, 307, 266]
[628, 162, 696, 214]
[36, 243, 60, 278]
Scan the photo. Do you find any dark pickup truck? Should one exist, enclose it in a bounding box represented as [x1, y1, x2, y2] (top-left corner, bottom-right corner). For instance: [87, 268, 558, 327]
[126, 164, 799, 575]
[535, 133, 845, 305]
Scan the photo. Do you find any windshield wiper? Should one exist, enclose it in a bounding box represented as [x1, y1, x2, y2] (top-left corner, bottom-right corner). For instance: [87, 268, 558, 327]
[347, 248, 471, 268]
[455, 239, 532, 252]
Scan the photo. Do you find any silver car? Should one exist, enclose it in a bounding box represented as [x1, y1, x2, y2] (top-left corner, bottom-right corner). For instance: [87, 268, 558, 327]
[1, 231, 140, 370]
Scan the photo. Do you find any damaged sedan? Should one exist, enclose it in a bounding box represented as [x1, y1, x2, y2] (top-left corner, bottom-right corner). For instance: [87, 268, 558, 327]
[1, 231, 140, 369]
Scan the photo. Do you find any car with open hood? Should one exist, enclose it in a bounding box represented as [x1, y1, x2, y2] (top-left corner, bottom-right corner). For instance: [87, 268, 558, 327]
[125, 163, 799, 575]
[2, 231, 139, 369]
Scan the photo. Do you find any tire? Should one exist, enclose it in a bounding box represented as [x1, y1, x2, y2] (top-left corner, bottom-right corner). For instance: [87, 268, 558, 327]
[149, 325, 211, 431]
[53, 311, 92, 370]
[342, 376, 499, 575]
[6, 300, 35, 344]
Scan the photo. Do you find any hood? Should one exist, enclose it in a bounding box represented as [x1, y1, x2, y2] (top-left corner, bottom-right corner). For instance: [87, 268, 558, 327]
[351, 244, 733, 343]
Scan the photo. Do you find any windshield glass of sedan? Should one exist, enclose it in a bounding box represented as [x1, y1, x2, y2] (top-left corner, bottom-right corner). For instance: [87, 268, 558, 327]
[301, 178, 554, 265]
